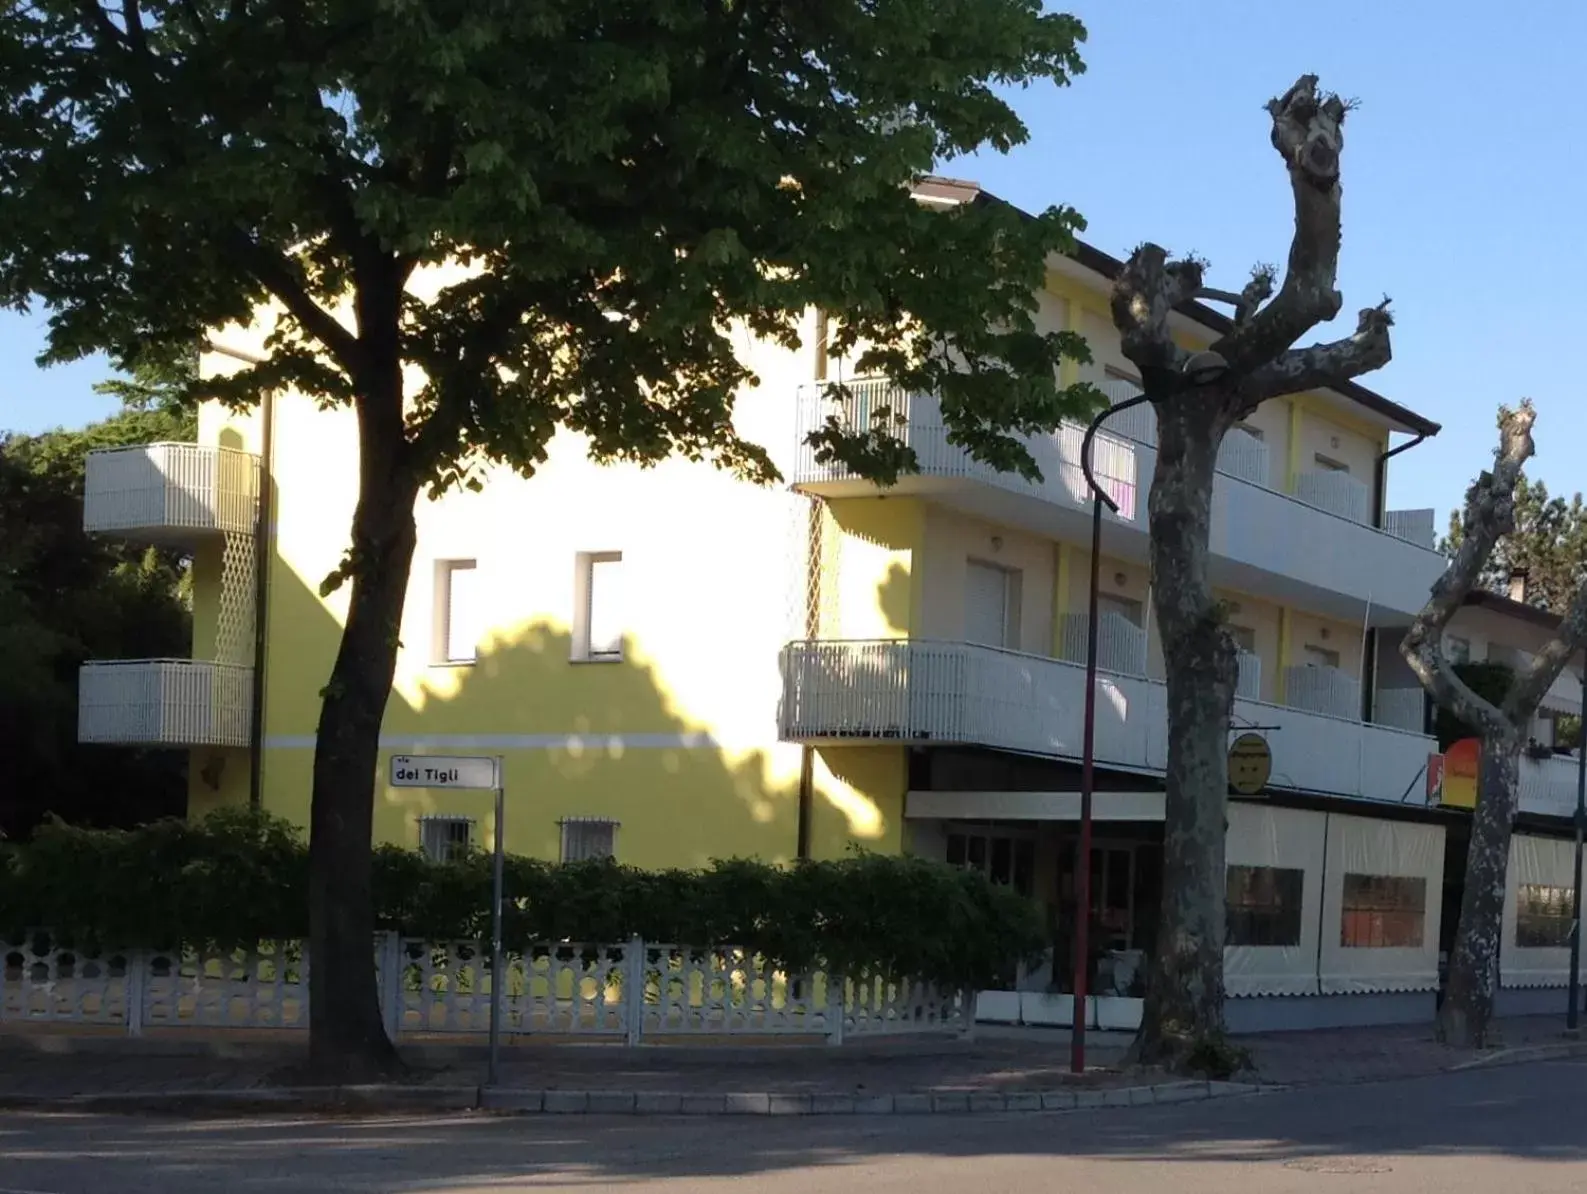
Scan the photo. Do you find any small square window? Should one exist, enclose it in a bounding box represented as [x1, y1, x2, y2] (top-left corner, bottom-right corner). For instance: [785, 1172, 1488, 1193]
[1314, 453, 1350, 474]
[420, 816, 473, 863]
[1234, 423, 1264, 442]
[560, 818, 618, 863]
[573, 552, 625, 661]
[1304, 644, 1341, 670]
[433, 560, 479, 664]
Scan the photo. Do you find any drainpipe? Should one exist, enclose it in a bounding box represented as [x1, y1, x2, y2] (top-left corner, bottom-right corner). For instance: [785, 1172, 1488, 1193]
[796, 497, 821, 860]
[247, 386, 275, 809]
[1372, 432, 1429, 531]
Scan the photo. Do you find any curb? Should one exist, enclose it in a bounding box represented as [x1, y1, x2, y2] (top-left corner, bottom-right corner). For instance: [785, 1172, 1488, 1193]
[478, 1078, 1272, 1116]
[0, 1079, 1274, 1118]
[1448, 1040, 1587, 1072]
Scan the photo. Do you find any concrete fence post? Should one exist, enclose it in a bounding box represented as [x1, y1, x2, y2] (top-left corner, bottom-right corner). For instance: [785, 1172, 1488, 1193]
[624, 937, 646, 1047]
[125, 949, 146, 1038]
[825, 972, 846, 1047]
[377, 932, 404, 1041]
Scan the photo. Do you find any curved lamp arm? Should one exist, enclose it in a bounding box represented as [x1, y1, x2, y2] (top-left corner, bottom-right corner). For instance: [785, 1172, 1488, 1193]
[1081, 393, 1152, 514]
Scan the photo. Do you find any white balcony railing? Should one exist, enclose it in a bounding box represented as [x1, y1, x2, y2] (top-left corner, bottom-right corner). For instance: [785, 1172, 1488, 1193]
[1293, 469, 1371, 526]
[1384, 508, 1438, 550]
[1374, 687, 1427, 734]
[1057, 612, 1149, 677]
[1282, 664, 1362, 721]
[1216, 429, 1270, 488]
[779, 639, 1436, 805]
[83, 443, 260, 541]
[794, 381, 1139, 520]
[1236, 650, 1263, 701]
[1521, 752, 1583, 819]
[1099, 378, 1157, 446]
[79, 660, 253, 748]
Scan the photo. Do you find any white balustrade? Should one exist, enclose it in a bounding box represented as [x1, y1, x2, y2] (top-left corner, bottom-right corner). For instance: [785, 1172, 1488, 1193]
[1236, 650, 1263, 701]
[1374, 687, 1427, 734]
[793, 381, 1139, 521]
[1282, 664, 1362, 721]
[1384, 508, 1438, 550]
[1294, 469, 1371, 525]
[0, 932, 968, 1043]
[83, 442, 259, 540]
[1520, 752, 1582, 819]
[78, 659, 253, 748]
[1058, 612, 1149, 677]
[1098, 377, 1157, 446]
[1216, 429, 1270, 487]
[781, 639, 1434, 804]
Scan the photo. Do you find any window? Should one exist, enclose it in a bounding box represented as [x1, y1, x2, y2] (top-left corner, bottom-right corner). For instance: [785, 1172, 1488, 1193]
[434, 560, 479, 664]
[573, 552, 625, 661]
[1226, 866, 1304, 947]
[1340, 874, 1426, 948]
[1234, 423, 1265, 442]
[560, 817, 618, 863]
[1516, 884, 1575, 949]
[1304, 644, 1340, 669]
[965, 560, 1021, 649]
[1445, 635, 1472, 664]
[420, 816, 473, 863]
[1314, 453, 1350, 474]
[1229, 625, 1257, 654]
[1097, 593, 1143, 627]
[946, 831, 1035, 897]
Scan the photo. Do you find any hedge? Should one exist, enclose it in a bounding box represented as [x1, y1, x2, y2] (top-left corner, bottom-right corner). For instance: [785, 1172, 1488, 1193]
[0, 809, 1045, 990]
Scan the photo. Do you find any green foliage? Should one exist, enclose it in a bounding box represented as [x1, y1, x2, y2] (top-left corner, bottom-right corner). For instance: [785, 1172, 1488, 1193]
[1179, 1030, 1254, 1081]
[5, 811, 1046, 989]
[1442, 473, 1587, 615]
[0, 0, 1100, 507]
[0, 399, 197, 839]
[1433, 660, 1516, 750]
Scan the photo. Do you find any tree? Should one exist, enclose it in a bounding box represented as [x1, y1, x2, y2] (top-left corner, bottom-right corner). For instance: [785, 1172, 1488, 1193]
[1106, 75, 1396, 1069]
[1441, 475, 1587, 615]
[1402, 403, 1587, 1047]
[0, 1, 1101, 1075]
[0, 400, 196, 840]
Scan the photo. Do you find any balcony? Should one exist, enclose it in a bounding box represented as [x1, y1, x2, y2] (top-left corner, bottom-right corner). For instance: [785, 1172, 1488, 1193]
[1056, 613, 1148, 676]
[78, 660, 253, 748]
[794, 381, 1447, 622]
[779, 639, 1436, 806]
[1521, 752, 1584, 819]
[83, 443, 259, 543]
[1282, 664, 1361, 721]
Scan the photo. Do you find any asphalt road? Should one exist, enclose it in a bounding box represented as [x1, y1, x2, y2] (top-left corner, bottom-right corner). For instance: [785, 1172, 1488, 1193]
[2, 1059, 1583, 1193]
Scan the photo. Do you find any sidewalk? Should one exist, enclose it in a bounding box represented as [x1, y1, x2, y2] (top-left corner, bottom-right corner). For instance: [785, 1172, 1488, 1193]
[1, 1016, 1582, 1116]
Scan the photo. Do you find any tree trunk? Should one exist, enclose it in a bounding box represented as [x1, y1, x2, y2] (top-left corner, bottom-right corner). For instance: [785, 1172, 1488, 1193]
[1438, 734, 1521, 1048]
[306, 387, 419, 1079]
[1133, 405, 1238, 1069]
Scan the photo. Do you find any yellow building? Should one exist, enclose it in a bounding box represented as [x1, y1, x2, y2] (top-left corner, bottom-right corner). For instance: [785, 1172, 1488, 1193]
[77, 176, 1578, 1029]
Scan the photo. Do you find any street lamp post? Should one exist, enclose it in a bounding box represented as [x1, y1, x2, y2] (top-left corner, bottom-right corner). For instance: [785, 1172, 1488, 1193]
[1071, 351, 1228, 1075]
[1569, 667, 1585, 1035]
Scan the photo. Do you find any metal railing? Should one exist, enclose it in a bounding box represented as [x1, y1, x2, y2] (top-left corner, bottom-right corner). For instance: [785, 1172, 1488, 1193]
[1236, 650, 1263, 701]
[78, 659, 254, 748]
[83, 442, 260, 539]
[793, 380, 1138, 520]
[1057, 612, 1149, 677]
[1216, 429, 1270, 488]
[1282, 664, 1362, 721]
[1383, 508, 1438, 550]
[1373, 687, 1427, 734]
[1293, 469, 1372, 526]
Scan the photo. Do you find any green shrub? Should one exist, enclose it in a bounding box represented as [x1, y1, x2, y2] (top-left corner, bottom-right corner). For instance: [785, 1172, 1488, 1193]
[1, 809, 1045, 990]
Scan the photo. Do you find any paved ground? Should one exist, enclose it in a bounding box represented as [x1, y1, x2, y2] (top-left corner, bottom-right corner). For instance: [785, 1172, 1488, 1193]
[1, 1057, 1583, 1192]
[1, 1014, 1581, 1102]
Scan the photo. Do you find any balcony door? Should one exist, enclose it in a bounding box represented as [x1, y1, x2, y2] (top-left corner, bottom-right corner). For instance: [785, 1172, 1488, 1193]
[965, 560, 1020, 650]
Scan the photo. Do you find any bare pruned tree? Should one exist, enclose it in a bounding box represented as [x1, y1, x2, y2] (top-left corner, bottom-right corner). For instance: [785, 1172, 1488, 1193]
[1401, 402, 1587, 1047]
[1109, 74, 1396, 1069]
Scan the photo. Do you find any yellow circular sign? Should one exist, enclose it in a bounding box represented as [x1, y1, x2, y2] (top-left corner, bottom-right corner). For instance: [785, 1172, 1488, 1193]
[1228, 732, 1272, 796]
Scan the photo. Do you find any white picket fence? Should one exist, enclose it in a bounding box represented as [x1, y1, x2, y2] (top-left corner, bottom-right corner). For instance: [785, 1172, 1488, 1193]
[0, 934, 969, 1044]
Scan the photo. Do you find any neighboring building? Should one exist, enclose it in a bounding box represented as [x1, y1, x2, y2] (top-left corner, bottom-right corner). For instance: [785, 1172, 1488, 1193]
[72, 177, 1579, 1030]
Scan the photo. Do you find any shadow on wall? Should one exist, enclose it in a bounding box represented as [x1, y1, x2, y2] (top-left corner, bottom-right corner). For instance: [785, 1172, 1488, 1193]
[198, 546, 905, 868]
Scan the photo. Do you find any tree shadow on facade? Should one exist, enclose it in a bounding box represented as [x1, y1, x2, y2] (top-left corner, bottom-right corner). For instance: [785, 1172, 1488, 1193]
[227, 554, 900, 865]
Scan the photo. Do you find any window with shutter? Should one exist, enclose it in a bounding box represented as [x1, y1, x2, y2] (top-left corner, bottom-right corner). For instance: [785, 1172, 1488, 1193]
[560, 818, 618, 863]
[965, 560, 1020, 649]
[586, 553, 624, 659]
[420, 816, 473, 863]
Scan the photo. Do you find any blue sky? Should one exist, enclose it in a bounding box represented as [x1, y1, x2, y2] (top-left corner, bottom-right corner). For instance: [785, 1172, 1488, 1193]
[2, 0, 1580, 524]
